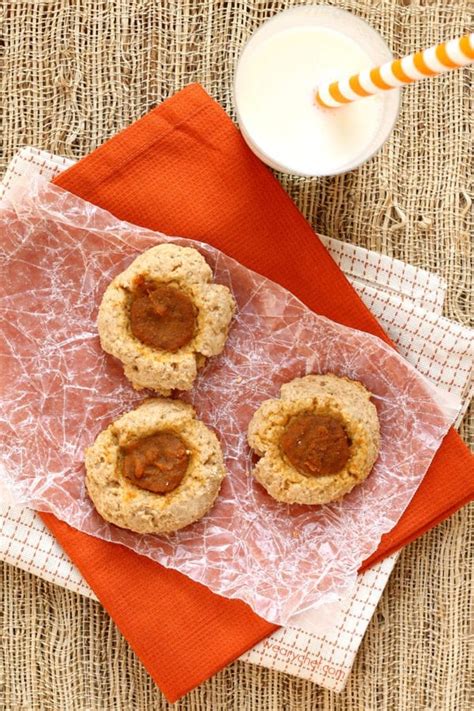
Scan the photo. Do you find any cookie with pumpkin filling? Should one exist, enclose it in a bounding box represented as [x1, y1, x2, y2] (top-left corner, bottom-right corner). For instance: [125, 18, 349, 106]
[85, 398, 226, 534]
[248, 374, 380, 505]
[98, 243, 236, 395]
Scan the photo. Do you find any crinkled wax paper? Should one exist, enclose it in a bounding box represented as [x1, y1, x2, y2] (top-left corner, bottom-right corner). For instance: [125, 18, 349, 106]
[0, 177, 458, 624]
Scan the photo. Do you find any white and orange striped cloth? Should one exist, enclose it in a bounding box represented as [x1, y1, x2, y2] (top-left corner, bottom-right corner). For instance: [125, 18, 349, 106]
[1, 147, 473, 692]
[316, 33, 474, 108]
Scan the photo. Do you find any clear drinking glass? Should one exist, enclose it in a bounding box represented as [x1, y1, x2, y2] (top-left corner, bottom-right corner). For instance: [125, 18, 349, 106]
[234, 5, 401, 177]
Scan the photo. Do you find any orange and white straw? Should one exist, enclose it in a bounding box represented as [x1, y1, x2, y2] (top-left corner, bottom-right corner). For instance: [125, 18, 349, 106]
[315, 33, 474, 108]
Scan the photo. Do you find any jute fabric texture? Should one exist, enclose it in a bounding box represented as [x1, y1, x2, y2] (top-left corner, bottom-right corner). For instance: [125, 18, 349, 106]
[1, 1, 472, 709]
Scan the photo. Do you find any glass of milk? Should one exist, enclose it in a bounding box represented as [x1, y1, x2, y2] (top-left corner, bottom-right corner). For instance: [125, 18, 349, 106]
[234, 5, 401, 177]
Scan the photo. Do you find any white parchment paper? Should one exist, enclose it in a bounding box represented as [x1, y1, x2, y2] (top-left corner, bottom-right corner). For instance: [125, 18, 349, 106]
[0, 178, 457, 623]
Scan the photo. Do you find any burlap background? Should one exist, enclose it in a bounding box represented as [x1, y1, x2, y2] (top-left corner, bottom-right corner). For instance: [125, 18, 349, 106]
[1, 0, 472, 709]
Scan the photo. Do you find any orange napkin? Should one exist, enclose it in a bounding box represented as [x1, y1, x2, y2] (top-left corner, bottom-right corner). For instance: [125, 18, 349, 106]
[37, 84, 473, 701]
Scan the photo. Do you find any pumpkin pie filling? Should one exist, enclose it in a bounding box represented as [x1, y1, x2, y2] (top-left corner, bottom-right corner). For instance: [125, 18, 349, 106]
[122, 431, 190, 493]
[129, 277, 197, 352]
[280, 412, 351, 477]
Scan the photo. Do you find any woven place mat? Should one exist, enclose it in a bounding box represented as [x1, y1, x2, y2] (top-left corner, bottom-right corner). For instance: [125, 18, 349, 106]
[1, 1, 472, 710]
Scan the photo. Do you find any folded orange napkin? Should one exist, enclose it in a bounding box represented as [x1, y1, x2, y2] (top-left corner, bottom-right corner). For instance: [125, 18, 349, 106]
[36, 84, 472, 701]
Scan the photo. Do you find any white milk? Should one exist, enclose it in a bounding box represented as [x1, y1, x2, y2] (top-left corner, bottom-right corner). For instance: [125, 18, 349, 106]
[234, 6, 400, 176]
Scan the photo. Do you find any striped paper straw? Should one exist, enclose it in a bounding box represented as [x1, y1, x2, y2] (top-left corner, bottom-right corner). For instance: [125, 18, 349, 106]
[316, 33, 474, 109]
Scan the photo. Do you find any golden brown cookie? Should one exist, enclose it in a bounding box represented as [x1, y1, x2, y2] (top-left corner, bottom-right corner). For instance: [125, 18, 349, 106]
[248, 374, 380, 505]
[98, 244, 236, 395]
[85, 398, 226, 534]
